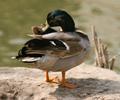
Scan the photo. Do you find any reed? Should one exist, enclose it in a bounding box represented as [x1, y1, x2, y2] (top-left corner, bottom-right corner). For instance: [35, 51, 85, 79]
[92, 26, 115, 70]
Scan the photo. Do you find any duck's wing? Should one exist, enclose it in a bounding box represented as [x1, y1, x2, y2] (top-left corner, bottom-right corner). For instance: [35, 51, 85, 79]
[16, 39, 70, 59]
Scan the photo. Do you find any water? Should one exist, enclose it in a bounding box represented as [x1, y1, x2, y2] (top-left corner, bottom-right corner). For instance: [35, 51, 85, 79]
[0, 0, 120, 72]
[0, 0, 80, 67]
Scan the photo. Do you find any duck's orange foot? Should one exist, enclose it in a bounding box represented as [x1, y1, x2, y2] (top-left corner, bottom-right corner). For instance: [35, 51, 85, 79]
[45, 71, 60, 83]
[60, 81, 77, 89]
[46, 76, 60, 84]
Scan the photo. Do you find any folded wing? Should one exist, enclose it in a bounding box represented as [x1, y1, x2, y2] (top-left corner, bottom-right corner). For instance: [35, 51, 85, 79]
[16, 39, 70, 60]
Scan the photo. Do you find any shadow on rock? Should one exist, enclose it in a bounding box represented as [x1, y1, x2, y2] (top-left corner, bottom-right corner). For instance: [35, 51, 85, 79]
[50, 78, 120, 99]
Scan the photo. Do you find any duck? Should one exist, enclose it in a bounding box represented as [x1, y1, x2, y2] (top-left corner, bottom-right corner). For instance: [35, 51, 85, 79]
[14, 9, 90, 89]
[31, 23, 58, 35]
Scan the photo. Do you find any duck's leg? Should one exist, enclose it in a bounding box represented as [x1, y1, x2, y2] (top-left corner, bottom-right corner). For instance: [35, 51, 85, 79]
[45, 71, 59, 83]
[45, 70, 50, 82]
[60, 71, 77, 89]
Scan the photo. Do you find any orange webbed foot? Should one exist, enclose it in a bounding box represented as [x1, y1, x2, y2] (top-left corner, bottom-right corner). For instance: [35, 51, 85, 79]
[59, 71, 77, 89]
[46, 76, 60, 83]
[45, 70, 77, 89]
[45, 71, 60, 83]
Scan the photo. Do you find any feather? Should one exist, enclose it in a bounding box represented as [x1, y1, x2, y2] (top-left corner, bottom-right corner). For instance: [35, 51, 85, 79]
[16, 39, 71, 59]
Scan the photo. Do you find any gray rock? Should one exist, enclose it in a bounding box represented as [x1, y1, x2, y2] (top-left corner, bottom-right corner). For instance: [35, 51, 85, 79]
[0, 64, 120, 100]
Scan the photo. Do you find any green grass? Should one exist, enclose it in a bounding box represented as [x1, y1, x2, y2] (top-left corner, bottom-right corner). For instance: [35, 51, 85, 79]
[0, 0, 79, 67]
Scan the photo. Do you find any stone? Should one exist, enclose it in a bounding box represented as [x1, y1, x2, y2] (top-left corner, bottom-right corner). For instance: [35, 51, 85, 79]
[0, 64, 120, 100]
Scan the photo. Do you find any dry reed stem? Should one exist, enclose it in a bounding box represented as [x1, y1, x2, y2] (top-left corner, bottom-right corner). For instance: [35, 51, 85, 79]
[92, 26, 115, 70]
[92, 26, 102, 67]
[110, 57, 115, 70]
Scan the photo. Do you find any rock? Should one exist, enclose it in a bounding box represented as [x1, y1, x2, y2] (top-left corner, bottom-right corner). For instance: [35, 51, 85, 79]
[0, 64, 120, 100]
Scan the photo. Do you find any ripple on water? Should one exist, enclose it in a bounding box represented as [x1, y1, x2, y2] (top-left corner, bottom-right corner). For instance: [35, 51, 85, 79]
[8, 38, 27, 45]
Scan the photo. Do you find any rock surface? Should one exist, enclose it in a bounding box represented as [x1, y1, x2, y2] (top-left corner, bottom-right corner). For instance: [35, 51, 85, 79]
[0, 64, 120, 100]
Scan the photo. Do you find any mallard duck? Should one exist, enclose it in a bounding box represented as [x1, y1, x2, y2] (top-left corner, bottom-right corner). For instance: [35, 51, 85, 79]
[15, 9, 90, 88]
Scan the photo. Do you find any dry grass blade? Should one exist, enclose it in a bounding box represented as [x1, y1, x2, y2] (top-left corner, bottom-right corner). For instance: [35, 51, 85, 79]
[92, 26, 115, 70]
[92, 26, 102, 67]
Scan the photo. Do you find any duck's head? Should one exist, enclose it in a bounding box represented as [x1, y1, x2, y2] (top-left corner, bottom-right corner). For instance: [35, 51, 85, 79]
[46, 9, 75, 32]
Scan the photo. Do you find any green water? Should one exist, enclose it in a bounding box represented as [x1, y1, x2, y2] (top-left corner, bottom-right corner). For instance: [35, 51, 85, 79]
[0, 0, 80, 66]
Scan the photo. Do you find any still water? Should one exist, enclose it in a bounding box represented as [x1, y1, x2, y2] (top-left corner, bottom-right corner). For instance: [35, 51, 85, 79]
[0, 0, 80, 66]
[0, 0, 120, 72]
